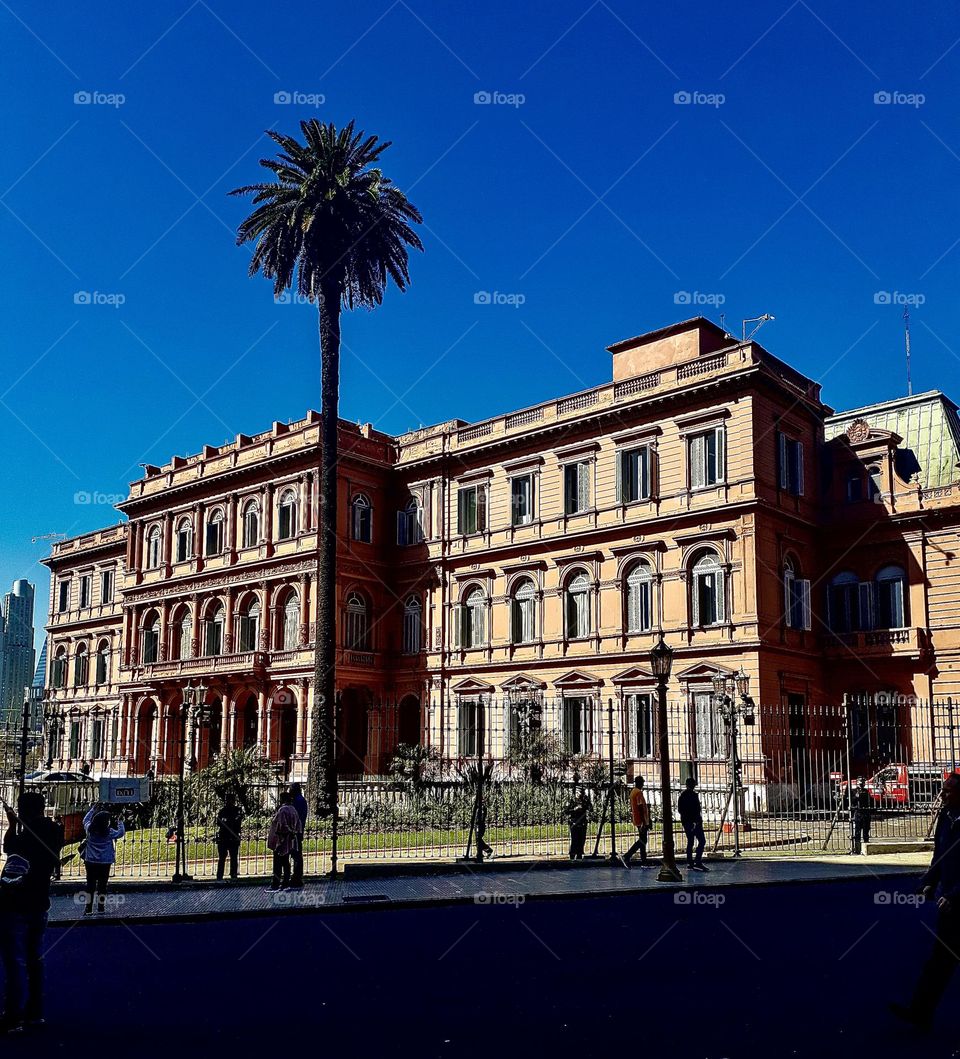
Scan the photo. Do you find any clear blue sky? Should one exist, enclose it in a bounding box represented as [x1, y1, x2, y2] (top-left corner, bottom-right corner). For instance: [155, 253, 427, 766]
[2, 0, 960, 652]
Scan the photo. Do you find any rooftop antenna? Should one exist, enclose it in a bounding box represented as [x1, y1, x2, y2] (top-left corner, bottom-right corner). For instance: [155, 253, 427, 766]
[719, 312, 726, 334]
[904, 305, 913, 397]
[742, 314, 775, 343]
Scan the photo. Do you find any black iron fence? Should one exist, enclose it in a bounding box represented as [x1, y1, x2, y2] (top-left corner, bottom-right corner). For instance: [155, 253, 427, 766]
[2, 694, 956, 879]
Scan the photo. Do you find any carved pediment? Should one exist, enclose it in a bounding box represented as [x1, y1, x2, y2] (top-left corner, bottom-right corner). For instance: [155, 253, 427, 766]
[451, 677, 495, 694]
[611, 666, 655, 685]
[674, 661, 735, 682]
[553, 670, 602, 688]
[499, 674, 547, 691]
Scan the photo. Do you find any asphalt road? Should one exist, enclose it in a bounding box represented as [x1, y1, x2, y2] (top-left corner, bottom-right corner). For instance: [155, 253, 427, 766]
[6, 875, 956, 1058]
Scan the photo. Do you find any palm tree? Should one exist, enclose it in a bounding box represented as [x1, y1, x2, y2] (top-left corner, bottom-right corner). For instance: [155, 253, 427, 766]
[232, 120, 422, 823]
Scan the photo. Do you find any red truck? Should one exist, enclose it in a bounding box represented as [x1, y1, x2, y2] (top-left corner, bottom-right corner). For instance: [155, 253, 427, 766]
[836, 764, 954, 809]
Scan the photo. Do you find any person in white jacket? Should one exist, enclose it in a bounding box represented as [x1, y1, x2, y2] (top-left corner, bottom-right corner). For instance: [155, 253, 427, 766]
[81, 805, 125, 916]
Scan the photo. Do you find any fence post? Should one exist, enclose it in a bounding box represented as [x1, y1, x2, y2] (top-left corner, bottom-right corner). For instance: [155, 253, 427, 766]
[17, 689, 30, 799]
[843, 696, 855, 855]
[949, 698, 957, 775]
[475, 695, 485, 864]
[607, 697, 617, 861]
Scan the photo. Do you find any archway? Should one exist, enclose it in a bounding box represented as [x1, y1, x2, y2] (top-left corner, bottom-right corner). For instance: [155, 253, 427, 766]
[337, 687, 370, 778]
[240, 694, 260, 750]
[398, 695, 421, 746]
[134, 699, 157, 774]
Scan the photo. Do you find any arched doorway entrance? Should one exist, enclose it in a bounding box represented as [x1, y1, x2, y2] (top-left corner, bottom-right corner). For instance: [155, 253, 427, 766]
[337, 687, 370, 778]
[134, 700, 157, 774]
[195, 696, 223, 770]
[240, 694, 259, 750]
[270, 688, 298, 775]
[398, 695, 421, 747]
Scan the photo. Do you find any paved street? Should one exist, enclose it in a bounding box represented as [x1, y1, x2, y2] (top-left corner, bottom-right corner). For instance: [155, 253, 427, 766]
[3, 865, 950, 1058]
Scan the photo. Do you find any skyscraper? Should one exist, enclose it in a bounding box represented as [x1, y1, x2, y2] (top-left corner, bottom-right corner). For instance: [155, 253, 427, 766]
[0, 580, 36, 725]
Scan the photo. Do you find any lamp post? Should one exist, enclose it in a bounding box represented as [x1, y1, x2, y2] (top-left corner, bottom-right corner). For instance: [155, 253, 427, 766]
[711, 668, 755, 858]
[173, 681, 209, 884]
[651, 635, 681, 882]
[43, 699, 61, 770]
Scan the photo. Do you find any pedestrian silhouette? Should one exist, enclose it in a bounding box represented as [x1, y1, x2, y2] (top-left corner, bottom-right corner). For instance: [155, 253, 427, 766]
[623, 776, 652, 867]
[564, 789, 592, 860]
[678, 777, 709, 871]
[266, 791, 302, 892]
[215, 792, 243, 881]
[289, 783, 308, 888]
[80, 804, 125, 916]
[890, 773, 960, 1031]
[852, 777, 872, 854]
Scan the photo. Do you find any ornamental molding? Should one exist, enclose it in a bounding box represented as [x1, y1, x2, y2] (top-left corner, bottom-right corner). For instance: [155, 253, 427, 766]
[122, 558, 316, 603]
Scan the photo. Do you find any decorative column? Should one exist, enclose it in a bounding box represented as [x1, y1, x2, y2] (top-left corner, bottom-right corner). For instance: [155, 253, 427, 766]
[162, 512, 173, 574]
[299, 573, 311, 646]
[195, 502, 205, 573]
[297, 679, 309, 754]
[190, 593, 201, 658]
[160, 599, 171, 662]
[260, 581, 273, 651]
[305, 472, 315, 532]
[263, 483, 275, 557]
[227, 492, 238, 563]
[224, 589, 235, 654]
[222, 693, 234, 754]
[257, 688, 269, 756]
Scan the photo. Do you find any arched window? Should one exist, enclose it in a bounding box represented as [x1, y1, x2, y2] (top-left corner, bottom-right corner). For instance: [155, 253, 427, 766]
[175, 608, 193, 661]
[239, 597, 261, 652]
[876, 565, 908, 629]
[397, 497, 423, 545]
[403, 595, 422, 655]
[511, 578, 536, 645]
[146, 526, 161, 569]
[278, 489, 298, 540]
[783, 557, 811, 630]
[242, 499, 260, 548]
[74, 643, 89, 686]
[625, 561, 653, 633]
[175, 517, 193, 563]
[282, 591, 300, 650]
[204, 604, 224, 656]
[565, 571, 591, 640]
[52, 646, 67, 689]
[95, 641, 110, 685]
[460, 586, 486, 649]
[827, 572, 860, 633]
[352, 494, 372, 543]
[205, 509, 224, 556]
[142, 614, 159, 665]
[691, 551, 725, 628]
[345, 592, 370, 650]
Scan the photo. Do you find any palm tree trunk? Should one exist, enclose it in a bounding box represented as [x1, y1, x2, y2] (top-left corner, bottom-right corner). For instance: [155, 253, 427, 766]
[309, 278, 342, 821]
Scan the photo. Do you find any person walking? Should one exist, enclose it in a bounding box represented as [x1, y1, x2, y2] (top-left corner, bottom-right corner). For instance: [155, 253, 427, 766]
[678, 777, 708, 871]
[80, 803, 125, 916]
[289, 783, 308, 888]
[851, 777, 872, 854]
[266, 791, 302, 893]
[564, 789, 592, 860]
[1, 792, 64, 1033]
[623, 776, 652, 868]
[215, 792, 243, 881]
[890, 773, 960, 1031]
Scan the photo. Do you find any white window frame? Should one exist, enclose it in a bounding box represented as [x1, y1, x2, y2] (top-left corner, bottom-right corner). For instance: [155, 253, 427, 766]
[242, 500, 260, 548]
[564, 571, 592, 640]
[278, 490, 299, 541]
[625, 562, 653, 633]
[206, 510, 224, 556]
[563, 460, 591, 515]
[777, 432, 805, 496]
[457, 483, 487, 536]
[688, 426, 725, 490]
[351, 494, 372, 543]
[617, 445, 652, 504]
[79, 574, 92, 609]
[510, 579, 537, 644]
[175, 518, 193, 563]
[510, 473, 534, 526]
[625, 692, 655, 758]
[402, 595, 422, 655]
[100, 569, 114, 605]
[783, 560, 812, 630]
[691, 552, 725, 628]
[397, 498, 423, 545]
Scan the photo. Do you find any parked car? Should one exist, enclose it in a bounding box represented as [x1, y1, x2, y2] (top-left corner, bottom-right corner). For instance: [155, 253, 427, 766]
[837, 764, 953, 809]
[25, 769, 96, 784]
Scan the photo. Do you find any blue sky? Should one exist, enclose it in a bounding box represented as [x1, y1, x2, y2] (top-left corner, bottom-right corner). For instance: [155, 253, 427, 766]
[2, 0, 960, 651]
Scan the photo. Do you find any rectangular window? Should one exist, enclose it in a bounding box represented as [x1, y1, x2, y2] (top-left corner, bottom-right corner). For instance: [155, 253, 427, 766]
[79, 575, 92, 609]
[68, 722, 81, 760]
[457, 698, 480, 757]
[91, 719, 104, 760]
[785, 577, 812, 630]
[402, 608, 421, 655]
[511, 475, 534, 526]
[563, 462, 591, 514]
[778, 433, 804, 496]
[58, 580, 70, 613]
[626, 693, 654, 758]
[206, 519, 222, 556]
[205, 620, 223, 657]
[457, 484, 487, 535]
[100, 570, 114, 604]
[694, 692, 723, 758]
[689, 427, 725, 489]
[562, 696, 591, 755]
[618, 446, 652, 504]
[397, 503, 423, 545]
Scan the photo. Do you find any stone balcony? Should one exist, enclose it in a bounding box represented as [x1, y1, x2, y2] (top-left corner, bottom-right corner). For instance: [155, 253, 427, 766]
[819, 627, 924, 657]
[122, 651, 269, 684]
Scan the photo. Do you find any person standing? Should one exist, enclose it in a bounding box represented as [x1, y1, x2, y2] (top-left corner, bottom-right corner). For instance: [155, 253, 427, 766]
[851, 777, 872, 854]
[80, 803, 125, 915]
[623, 776, 652, 867]
[266, 791, 302, 893]
[677, 777, 709, 871]
[1, 792, 64, 1032]
[289, 783, 308, 888]
[215, 792, 244, 881]
[890, 773, 960, 1031]
[564, 789, 592, 860]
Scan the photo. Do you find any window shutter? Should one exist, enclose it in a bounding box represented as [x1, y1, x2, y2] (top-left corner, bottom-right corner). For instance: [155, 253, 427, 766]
[858, 582, 875, 631]
[457, 490, 466, 535]
[690, 435, 705, 489]
[784, 571, 794, 627]
[477, 487, 487, 532]
[397, 510, 406, 546]
[626, 579, 639, 632]
[800, 579, 812, 630]
[691, 574, 700, 626]
[615, 451, 623, 504]
[778, 432, 788, 490]
[639, 447, 650, 499]
[715, 569, 726, 623]
[715, 427, 726, 482]
[511, 599, 521, 643]
[578, 462, 590, 510]
[795, 442, 804, 496]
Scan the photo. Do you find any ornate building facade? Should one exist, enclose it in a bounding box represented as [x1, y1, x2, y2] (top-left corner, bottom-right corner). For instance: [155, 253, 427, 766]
[41, 318, 960, 782]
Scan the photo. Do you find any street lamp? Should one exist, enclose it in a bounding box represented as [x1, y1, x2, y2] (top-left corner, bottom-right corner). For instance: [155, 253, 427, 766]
[712, 668, 755, 857]
[650, 634, 681, 882]
[172, 681, 209, 884]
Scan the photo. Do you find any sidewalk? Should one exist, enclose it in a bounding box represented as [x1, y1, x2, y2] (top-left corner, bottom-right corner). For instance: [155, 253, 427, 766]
[46, 851, 929, 925]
